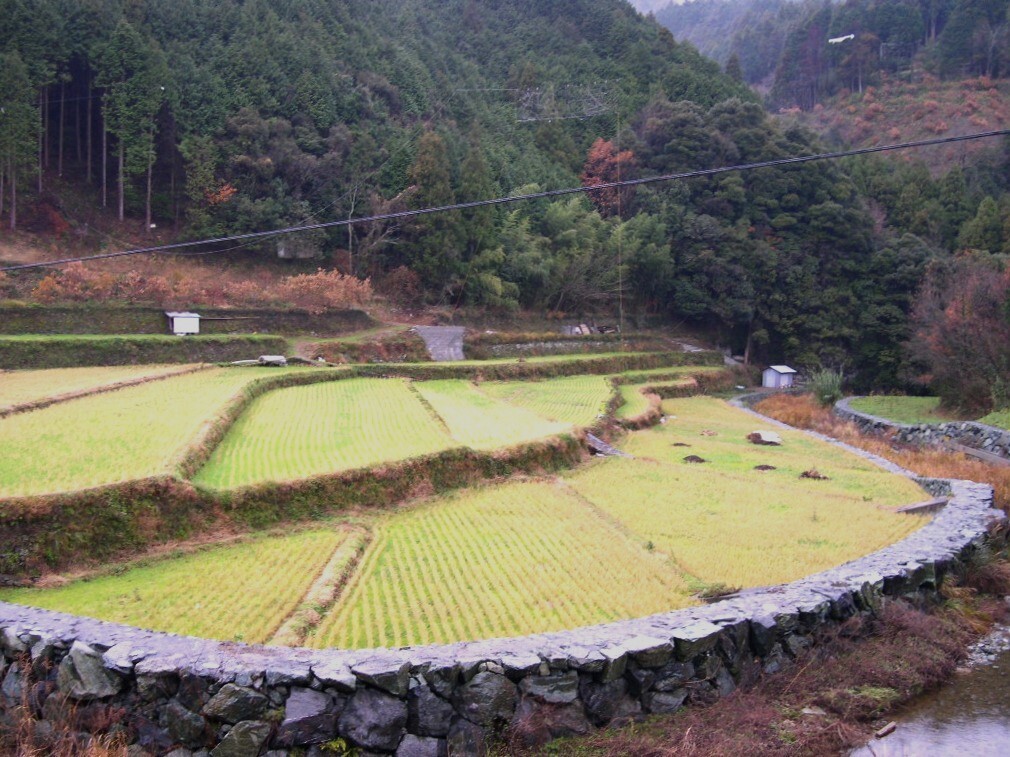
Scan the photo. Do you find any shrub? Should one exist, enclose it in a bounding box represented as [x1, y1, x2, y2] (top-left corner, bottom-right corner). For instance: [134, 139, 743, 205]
[277, 268, 373, 314]
[809, 368, 844, 407]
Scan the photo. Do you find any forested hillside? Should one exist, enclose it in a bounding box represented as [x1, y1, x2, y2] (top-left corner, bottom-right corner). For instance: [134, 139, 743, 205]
[658, 0, 1010, 106]
[0, 0, 1003, 391]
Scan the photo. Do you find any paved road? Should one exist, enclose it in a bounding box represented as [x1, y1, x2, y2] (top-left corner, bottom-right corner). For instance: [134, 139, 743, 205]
[414, 326, 466, 361]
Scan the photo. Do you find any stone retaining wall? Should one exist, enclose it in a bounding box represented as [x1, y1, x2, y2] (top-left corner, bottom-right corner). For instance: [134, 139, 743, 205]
[1, 409, 1004, 756]
[835, 397, 1010, 459]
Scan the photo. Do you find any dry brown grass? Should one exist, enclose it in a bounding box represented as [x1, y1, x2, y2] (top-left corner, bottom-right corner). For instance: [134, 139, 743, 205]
[754, 394, 1010, 513]
[1, 658, 128, 757]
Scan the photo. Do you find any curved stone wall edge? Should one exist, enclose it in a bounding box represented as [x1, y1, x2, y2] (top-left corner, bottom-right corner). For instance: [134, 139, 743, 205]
[0, 397, 1005, 754]
[834, 396, 1010, 459]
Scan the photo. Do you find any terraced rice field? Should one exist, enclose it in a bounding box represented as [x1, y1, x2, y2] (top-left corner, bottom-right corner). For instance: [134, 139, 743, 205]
[616, 365, 724, 383]
[306, 481, 692, 648]
[568, 397, 927, 588]
[0, 367, 297, 497]
[414, 380, 567, 448]
[0, 364, 202, 412]
[614, 384, 655, 421]
[480, 375, 613, 426]
[193, 378, 457, 489]
[0, 528, 359, 643]
[848, 395, 955, 425]
[0, 377, 929, 649]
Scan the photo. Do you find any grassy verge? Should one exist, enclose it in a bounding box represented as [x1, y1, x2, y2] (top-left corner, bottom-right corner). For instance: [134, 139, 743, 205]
[848, 395, 961, 425]
[0, 333, 289, 368]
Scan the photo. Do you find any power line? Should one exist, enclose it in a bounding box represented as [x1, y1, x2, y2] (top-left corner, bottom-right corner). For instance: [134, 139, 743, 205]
[3, 128, 1008, 274]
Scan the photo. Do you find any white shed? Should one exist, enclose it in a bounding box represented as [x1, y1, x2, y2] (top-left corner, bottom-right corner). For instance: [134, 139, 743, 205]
[762, 365, 797, 389]
[165, 311, 201, 336]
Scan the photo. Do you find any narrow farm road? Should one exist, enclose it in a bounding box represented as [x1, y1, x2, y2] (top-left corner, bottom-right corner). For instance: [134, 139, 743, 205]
[414, 326, 466, 361]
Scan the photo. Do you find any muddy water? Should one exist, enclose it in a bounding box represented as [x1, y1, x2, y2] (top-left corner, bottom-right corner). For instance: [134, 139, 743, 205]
[852, 627, 1010, 756]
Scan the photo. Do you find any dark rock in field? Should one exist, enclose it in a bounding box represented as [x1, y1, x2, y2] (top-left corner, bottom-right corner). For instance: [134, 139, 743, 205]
[510, 697, 591, 746]
[454, 671, 517, 726]
[800, 468, 829, 480]
[747, 431, 782, 446]
[339, 687, 407, 752]
[672, 442, 691, 447]
[683, 455, 708, 463]
[408, 681, 454, 737]
[57, 642, 123, 700]
[396, 734, 445, 757]
[578, 677, 641, 726]
[166, 700, 208, 747]
[518, 671, 579, 704]
[754, 464, 777, 471]
[643, 688, 688, 714]
[202, 684, 268, 724]
[209, 720, 271, 757]
[276, 687, 338, 746]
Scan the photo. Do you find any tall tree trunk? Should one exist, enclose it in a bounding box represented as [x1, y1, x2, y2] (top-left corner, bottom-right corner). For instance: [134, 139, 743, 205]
[10, 160, 17, 232]
[42, 85, 49, 169]
[0, 164, 6, 224]
[118, 139, 124, 221]
[146, 147, 153, 233]
[86, 82, 93, 183]
[58, 80, 65, 177]
[101, 120, 107, 208]
[75, 79, 82, 163]
[37, 89, 43, 193]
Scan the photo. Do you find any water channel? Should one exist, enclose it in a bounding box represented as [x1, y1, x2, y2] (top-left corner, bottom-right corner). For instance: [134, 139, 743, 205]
[851, 626, 1010, 756]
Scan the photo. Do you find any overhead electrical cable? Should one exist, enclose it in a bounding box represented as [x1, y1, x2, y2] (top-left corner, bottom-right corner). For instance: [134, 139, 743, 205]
[3, 129, 1008, 274]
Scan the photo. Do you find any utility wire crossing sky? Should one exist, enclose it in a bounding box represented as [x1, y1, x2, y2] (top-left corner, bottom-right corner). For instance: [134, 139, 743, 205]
[3, 129, 1008, 274]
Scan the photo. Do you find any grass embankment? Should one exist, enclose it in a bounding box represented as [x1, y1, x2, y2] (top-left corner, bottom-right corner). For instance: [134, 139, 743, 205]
[0, 333, 289, 368]
[848, 395, 959, 425]
[0, 364, 201, 414]
[0, 367, 300, 497]
[1, 397, 928, 648]
[192, 378, 457, 489]
[978, 408, 1010, 430]
[756, 393, 1010, 512]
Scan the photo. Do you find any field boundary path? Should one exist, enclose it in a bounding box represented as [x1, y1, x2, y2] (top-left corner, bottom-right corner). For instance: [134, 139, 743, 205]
[0, 363, 212, 418]
[414, 326, 465, 361]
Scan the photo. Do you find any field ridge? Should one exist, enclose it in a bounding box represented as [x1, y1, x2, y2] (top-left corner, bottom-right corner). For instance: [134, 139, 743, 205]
[0, 364, 211, 419]
[268, 526, 372, 647]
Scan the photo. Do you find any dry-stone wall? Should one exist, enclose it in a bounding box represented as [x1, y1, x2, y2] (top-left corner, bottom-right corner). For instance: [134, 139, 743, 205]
[835, 397, 1010, 459]
[0, 408, 1004, 756]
